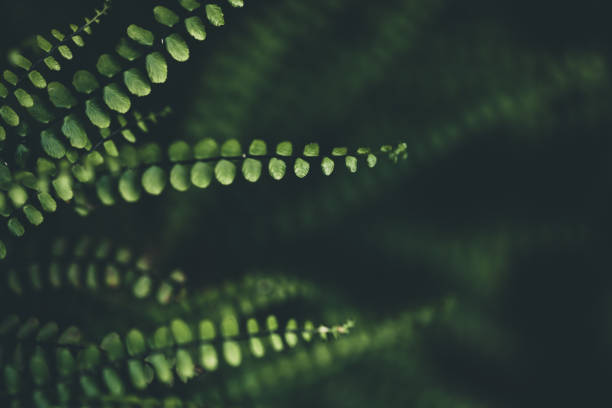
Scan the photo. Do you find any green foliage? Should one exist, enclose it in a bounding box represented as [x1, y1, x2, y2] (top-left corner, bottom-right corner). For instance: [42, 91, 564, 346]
[1, 0, 607, 407]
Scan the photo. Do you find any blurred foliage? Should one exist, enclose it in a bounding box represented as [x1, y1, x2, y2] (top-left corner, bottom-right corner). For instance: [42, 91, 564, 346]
[1, 0, 611, 407]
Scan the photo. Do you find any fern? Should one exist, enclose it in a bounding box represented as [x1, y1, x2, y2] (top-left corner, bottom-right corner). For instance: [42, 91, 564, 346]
[1, 0, 607, 406]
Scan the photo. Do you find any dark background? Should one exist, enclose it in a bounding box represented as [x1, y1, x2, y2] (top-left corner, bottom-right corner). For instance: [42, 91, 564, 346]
[1, 0, 611, 406]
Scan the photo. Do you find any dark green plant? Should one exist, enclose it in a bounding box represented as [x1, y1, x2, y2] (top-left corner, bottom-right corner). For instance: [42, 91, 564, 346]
[1, 0, 610, 407]
[0, 1, 426, 406]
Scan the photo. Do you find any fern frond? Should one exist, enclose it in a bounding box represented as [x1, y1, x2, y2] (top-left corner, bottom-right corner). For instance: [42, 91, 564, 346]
[85, 140, 406, 204]
[0, 106, 171, 259]
[223, 304, 446, 402]
[251, 53, 608, 242]
[2, 236, 187, 306]
[0, 1, 112, 160]
[1, 313, 349, 406]
[0, 137, 406, 260]
[0, 0, 246, 260]
[1, 0, 239, 169]
[183, 273, 321, 320]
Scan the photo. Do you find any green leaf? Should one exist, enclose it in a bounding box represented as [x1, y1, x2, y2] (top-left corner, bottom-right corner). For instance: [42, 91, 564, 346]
[0, 163, 11, 185]
[179, 0, 201, 11]
[51, 29, 64, 41]
[41, 129, 66, 158]
[194, 138, 219, 159]
[221, 139, 242, 157]
[4, 365, 19, 394]
[3, 70, 18, 85]
[199, 320, 216, 340]
[249, 139, 267, 156]
[72, 70, 99, 94]
[119, 170, 141, 202]
[147, 353, 173, 384]
[58, 326, 82, 345]
[103, 83, 131, 113]
[294, 158, 310, 178]
[165, 33, 190, 62]
[332, 147, 348, 156]
[123, 68, 151, 97]
[23, 205, 43, 225]
[116, 37, 142, 61]
[127, 24, 154, 46]
[97, 54, 122, 78]
[61, 114, 89, 149]
[276, 141, 293, 156]
[142, 166, 166, 195]
[8, 217, 25, 237]
[104, 140, 119, 156]
[367, 153, 377, 168]
[0, 105, 20, 126]
[170, 164, 190, 191]
[37, 192, 57, 212]
[215, 160, 236, 185]
[321, 156, 335, 176]
[28, 70, 47, 88]
[206, 4, 225, 26]
[169, 141, 192, 161]
[170, 319, 193, 345]
[14, 88, 34, 107]
[44, 56, 61, 71]
[78, 346, 101, 371]
[191, 162, 213, 188]
[266, 315, 279, 331]
[97, 175, 116, 205]
[102, 368, 124, 395]
[8, 50, 32, 70]
[200, 344, 218, 371]
[58, 45, 73, 60]
[48, 82, 77, 109]
[228, 0, 244, 7]
[128, 360, 147, 390]
[154, 6, 180, 27]
[85, 99, 111, 128]
[36, 35, 53, 52]
[176, 350, 195, 382]
[56, 348, 76, 377]
[133, 275, 152, 298]
[345, 155, 358, 173]
[52, 174, 74, 201]
[185, 16, 206, 41]
[80, 375, 101, 398]
[30, 347, 50, 386]
[223, 341, 242, 366]
[242, 158, 262, 182]
[126, 329, 146, 356]
[72, 34, 85, 47]
[145, 52, 168, 84]
[100, 333, 124, 361]
[36, 322, 59, 341]
[9, 185, 27, 207]
[152, 326, 174, 349]
[268, 158, 286, 180]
